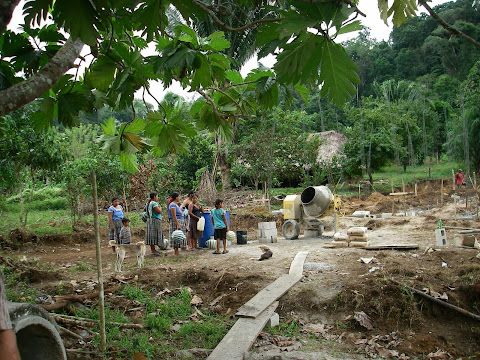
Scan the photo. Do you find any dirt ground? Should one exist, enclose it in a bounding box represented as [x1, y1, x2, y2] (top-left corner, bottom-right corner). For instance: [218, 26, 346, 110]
[2, 181, 480, 360]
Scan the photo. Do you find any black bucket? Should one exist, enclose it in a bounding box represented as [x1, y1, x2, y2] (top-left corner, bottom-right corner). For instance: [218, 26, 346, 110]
[236, 231, 247, 244]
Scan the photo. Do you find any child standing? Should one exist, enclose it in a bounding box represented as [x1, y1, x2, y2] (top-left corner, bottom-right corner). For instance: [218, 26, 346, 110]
[211, 199, 229, 254]
[119, 217, 131, 245]
[108, 197, 124, 252]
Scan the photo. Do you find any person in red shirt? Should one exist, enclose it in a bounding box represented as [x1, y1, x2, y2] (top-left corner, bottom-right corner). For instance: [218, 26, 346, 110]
[455, 169, 465, 189]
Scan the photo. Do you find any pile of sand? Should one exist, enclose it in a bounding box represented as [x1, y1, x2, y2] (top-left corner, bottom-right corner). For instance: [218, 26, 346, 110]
[366, 192, 385, 202]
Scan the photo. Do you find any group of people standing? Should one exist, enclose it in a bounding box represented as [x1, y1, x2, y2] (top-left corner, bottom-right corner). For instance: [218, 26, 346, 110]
[108, 191, 229, 257]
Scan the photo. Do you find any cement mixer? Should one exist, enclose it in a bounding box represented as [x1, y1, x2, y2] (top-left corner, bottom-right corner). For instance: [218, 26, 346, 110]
[282, 186, 341, 239]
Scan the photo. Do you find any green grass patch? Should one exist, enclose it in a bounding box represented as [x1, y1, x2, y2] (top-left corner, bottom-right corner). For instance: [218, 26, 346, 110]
[265, 320, 300, 337]
[68, 285, 232, 358]
[1, 265, 40, 303]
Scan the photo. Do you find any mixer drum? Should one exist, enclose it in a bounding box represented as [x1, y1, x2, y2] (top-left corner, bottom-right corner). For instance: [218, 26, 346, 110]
[300, 186, 333, 218]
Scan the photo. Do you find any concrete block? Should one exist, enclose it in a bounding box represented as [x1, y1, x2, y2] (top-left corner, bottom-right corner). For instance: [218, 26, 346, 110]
[352, 210, 370, 218]
[381, 213, 393, 218]
[435, 228, 447, 247]
[406, 210, 416, 217]
[461, 234, 477, 247]
[258, 222, 276, 230]
[304, 230, 319, 238]
[259, 236, 277, 244]
[349, 241, 370, 248]
[395, 212, 406, 216]
[330, 240, 348, 248]
[267, 312, 280, 328]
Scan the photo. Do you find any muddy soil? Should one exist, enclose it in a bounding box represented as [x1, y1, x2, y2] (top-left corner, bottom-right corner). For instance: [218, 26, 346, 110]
[2, 181, 480, 359]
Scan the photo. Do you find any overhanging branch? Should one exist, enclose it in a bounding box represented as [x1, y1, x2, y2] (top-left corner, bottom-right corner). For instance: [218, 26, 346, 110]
[0, 38, 84, 116]
[188, 0, 282, 32]
[419, 0, 480, 49]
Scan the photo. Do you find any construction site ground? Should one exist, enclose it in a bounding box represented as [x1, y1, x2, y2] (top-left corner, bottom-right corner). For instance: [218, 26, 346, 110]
[2, 181, 480, 360]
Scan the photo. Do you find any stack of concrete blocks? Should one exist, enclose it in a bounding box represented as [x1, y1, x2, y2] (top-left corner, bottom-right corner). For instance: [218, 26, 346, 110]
[347, 227, 369, 248]
[331, 232, 349, 247]
[258, 222, 278, 243]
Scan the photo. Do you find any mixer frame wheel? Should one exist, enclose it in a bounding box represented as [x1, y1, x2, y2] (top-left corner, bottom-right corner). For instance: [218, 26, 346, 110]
[282, 219, 300, 240]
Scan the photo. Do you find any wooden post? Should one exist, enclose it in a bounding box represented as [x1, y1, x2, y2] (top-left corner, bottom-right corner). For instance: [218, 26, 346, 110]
[441, 179, 444, 207]
[358, 183, 361, 200]
[391, 178, 394, 194]
[452, 169, 456, 192]
[91, 171, 106, 352]
[402, 179, 405, 193]
[415, 183, 417, 196]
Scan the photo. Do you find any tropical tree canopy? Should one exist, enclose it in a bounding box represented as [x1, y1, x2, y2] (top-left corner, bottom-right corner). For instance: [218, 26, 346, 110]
[0, 0, 474, 170]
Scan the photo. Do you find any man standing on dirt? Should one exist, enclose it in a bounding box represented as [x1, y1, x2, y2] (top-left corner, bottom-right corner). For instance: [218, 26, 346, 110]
[455, 169, 465, 189]
[0, 271, 20, 360]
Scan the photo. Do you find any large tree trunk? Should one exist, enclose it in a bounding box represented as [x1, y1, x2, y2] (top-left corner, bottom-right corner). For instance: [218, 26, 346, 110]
[217, 135, 232, 191]
[0, 38, 84, 116]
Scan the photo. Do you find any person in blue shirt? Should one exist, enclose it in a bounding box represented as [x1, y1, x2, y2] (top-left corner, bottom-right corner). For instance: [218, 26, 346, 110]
[168, 192, 186, 256]
[211, 199, 229, 254]
[108, 197, 124, 252]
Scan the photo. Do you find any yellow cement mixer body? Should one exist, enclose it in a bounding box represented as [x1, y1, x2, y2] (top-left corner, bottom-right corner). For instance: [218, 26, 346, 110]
[282, 186, 341, 239]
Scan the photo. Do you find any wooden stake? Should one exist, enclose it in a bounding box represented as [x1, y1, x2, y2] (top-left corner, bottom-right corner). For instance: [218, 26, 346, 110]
[391, 178, 394, 194]
[402, 178, 405, 193]
[452, 169, 456, 192]
[92, 171, 106, 352]
[391, 279, 480, 322]
[415, 183, 417, 196]
[441, 179, 444, 207]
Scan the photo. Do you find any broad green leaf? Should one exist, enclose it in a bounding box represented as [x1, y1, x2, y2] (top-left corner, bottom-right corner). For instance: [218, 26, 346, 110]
[335, 20, 363, 36]
[155, 36, 171, 52]
[190, 54, 212, 90]
[378, 0, 389, 24]
[245, 70, 275, 82]
[119, 151, 138, 173]
[31, 96, 56, 131]
[124, 132, 144, 152]
[209, 53, 230, 70]
[225, 70, 244, 84]
[86, 56, 117, 92]
[318, 41, 359, 106]
[98, 133, 121, 153]
[134, 0, 165, 42]
[124, 118, 147, 134]
[274, 34, 321, 85]
[205, 32, 230, 51]
[23, 0, 53, 27]
[175, 24, 199, 47]
[101, 117, 117, 136]
[57, 90, 92, 127]
[293, 84, 310, 104]
[53, 0, 103, 46]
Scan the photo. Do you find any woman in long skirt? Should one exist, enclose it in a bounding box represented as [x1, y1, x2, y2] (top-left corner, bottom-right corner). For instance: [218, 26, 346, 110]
[188, 194, 204, 250]
[145, 191, 163, 255]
